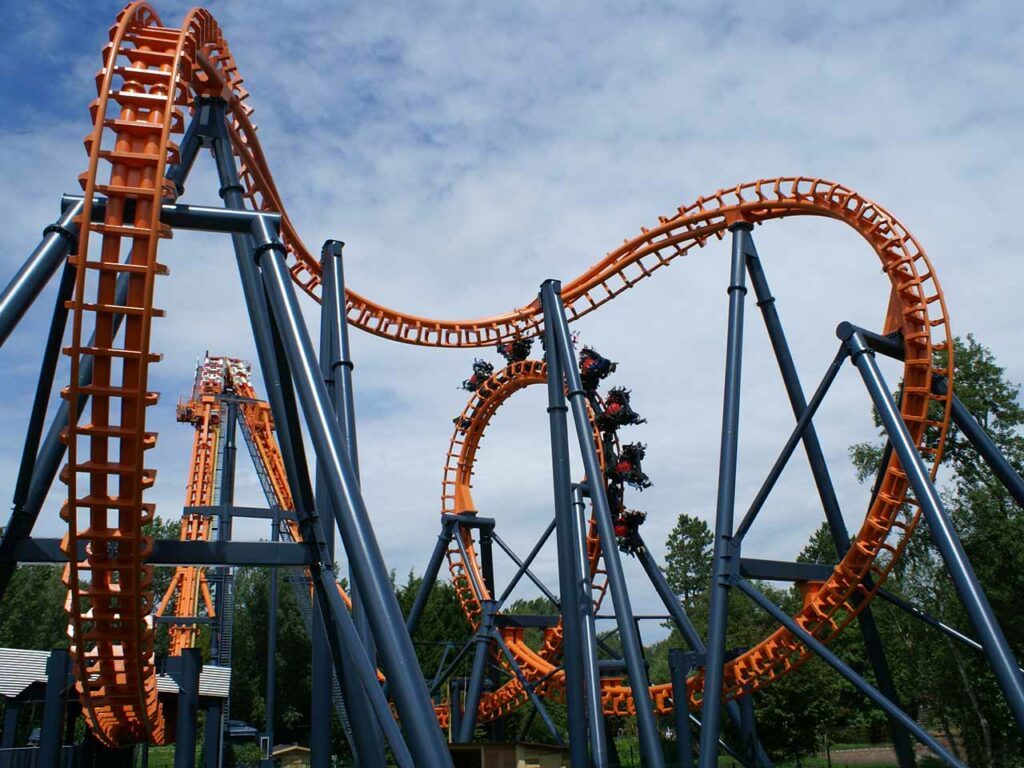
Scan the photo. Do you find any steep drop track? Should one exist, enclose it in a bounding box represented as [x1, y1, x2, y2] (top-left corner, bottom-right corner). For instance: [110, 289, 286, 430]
[62, 2, 951, 745]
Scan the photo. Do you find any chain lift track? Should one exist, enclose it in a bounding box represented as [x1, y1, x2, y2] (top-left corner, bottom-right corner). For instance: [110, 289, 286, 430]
[61, 1, 951, 746]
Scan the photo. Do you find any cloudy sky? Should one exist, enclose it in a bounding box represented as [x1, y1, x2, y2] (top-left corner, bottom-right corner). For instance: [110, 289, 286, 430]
[1, 1, 1022, 642]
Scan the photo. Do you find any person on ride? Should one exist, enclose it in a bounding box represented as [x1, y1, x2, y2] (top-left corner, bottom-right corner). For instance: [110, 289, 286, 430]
[597, 387, 646, 431]
[579, 347, 617, 391]
[497, 337, 532, 363]
[461, 359, 495, 392]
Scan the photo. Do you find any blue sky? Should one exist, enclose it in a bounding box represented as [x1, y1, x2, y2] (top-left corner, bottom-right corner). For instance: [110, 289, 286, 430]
[1, 1, 1023, 640]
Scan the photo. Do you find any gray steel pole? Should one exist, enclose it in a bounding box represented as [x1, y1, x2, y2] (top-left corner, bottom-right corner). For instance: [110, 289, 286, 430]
[317, 247, 385, 766]
[735, 578, 966, 767]
[494, 519, 556, 607]
[407, 523, 454, 636]
[207, 100, 317, 519]
[457, 602, 495, 743]
[843, 327, 1024, 733]
[573, 485, 608, 767]
[699, 224, 750, 767]
[932, 376, 1024, 508]
[493, 632, 566, 746]
[0, 200, 81, 348]
[203, 701, 223, 768]
[539, 290, 591, 766]
[0, 266, 131, 600]
[876, 588, 1024, 672]
[253, 220, 452, 767]
[322, 243, 386, 762]
[174, 649, 202, 768]
[38, 649, 71, 768]
[635, 543, 704, 652]
[204, 102, 415, 765]
[311, 254, 337, 768]
[668, 650, 694, 768]
[746, 252, 916, 768]
[542, 279, 664, 768]
[1, 701, 18, 768]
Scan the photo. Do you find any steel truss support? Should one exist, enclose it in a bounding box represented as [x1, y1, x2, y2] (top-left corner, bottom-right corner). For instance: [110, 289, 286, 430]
[745, 246, 915, 767]
[573, 485, 608, 767]
[698, 223, 750, 767]
[633, 536, 771, 768]
[0, 199, 81, 349]
[735, 578, 965, 767]
[38, 649, 71, 768]
[933, 375, 1024, 508]
[315, 240, 386, 767]
[840, 325, 1024, 734]
[250, 214, 451, 766]
[204, 100, 426, 766]
[0, 263, 131, 601]
[539, 302, 591, 766]
[541, 279, 664, 768]
[168, 649, 202, 768]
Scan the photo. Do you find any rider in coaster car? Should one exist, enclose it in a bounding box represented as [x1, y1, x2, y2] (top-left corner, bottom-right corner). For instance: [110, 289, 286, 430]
[579, 347, 617, 391]
[607, 442, 652, 490]
[497, 337, 533, 364]
[597, 387, 647, 431]
[614, 508, 648, 554]
[461, 359, 495, 392]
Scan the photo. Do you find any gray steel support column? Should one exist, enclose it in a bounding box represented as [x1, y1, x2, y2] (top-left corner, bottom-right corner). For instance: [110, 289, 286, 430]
[165, 114, 203, 198]
[699, 224, 749, 767]
[449, 680, 463, 741]
[0, 261, 74, 603]
[203, 701, 223, 768]
[932, 376, 1024, 508]
[542, 279, 664, 768]
[0, 701, 18, 768]
[746, 252, 915, 768]
[635, 540, 771, 767]
[321, 242, 386, 765]
[635, 543, 704, 652]
[261, 514, 279, 768]
[876, 587, 1024, 672]
[0, 199, 81, 348]
[538, 291, 590, 766]
[310, 254, 337, 768]
[0, 266, 131, 600]
[735, 578, 965, 767]
[253, 219, 452, 767]
[207, 98, 317, 520]
[843, 326, 1024, 733]
[457, 602, 495, 743]
[573, 485, 608, 767]
[669, 650, 694, 768]
[38, 649, 71, 768]
[173, 649, 202, 768]
[207, 102, 415, 767]
[494, 520, 556, 607]
[492, 633, 565, 746]
[407, 523, 454, 635]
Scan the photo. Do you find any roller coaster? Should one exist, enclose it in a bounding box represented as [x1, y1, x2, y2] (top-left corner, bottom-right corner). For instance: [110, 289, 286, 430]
[1, 4, 1023, 768]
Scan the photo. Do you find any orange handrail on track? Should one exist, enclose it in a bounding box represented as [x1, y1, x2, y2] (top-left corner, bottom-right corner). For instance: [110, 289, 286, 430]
[61, 2, 952, 745]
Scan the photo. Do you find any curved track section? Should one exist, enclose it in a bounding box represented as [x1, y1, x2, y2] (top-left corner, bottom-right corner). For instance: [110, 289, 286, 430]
[441, 360, 610, 720]
[64, 2, 952, 744]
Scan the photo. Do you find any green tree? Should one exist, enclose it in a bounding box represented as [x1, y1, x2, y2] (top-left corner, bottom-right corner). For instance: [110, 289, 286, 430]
[663, 513, 713, 608]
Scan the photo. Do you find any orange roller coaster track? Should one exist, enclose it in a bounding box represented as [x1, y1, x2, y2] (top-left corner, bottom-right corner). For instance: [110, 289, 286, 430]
[50, 0, 957, 751]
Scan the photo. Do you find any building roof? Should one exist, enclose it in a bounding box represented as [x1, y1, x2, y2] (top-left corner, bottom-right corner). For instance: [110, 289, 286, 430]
[272, 745, 311, 755]
[0, 648, 231, 700]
